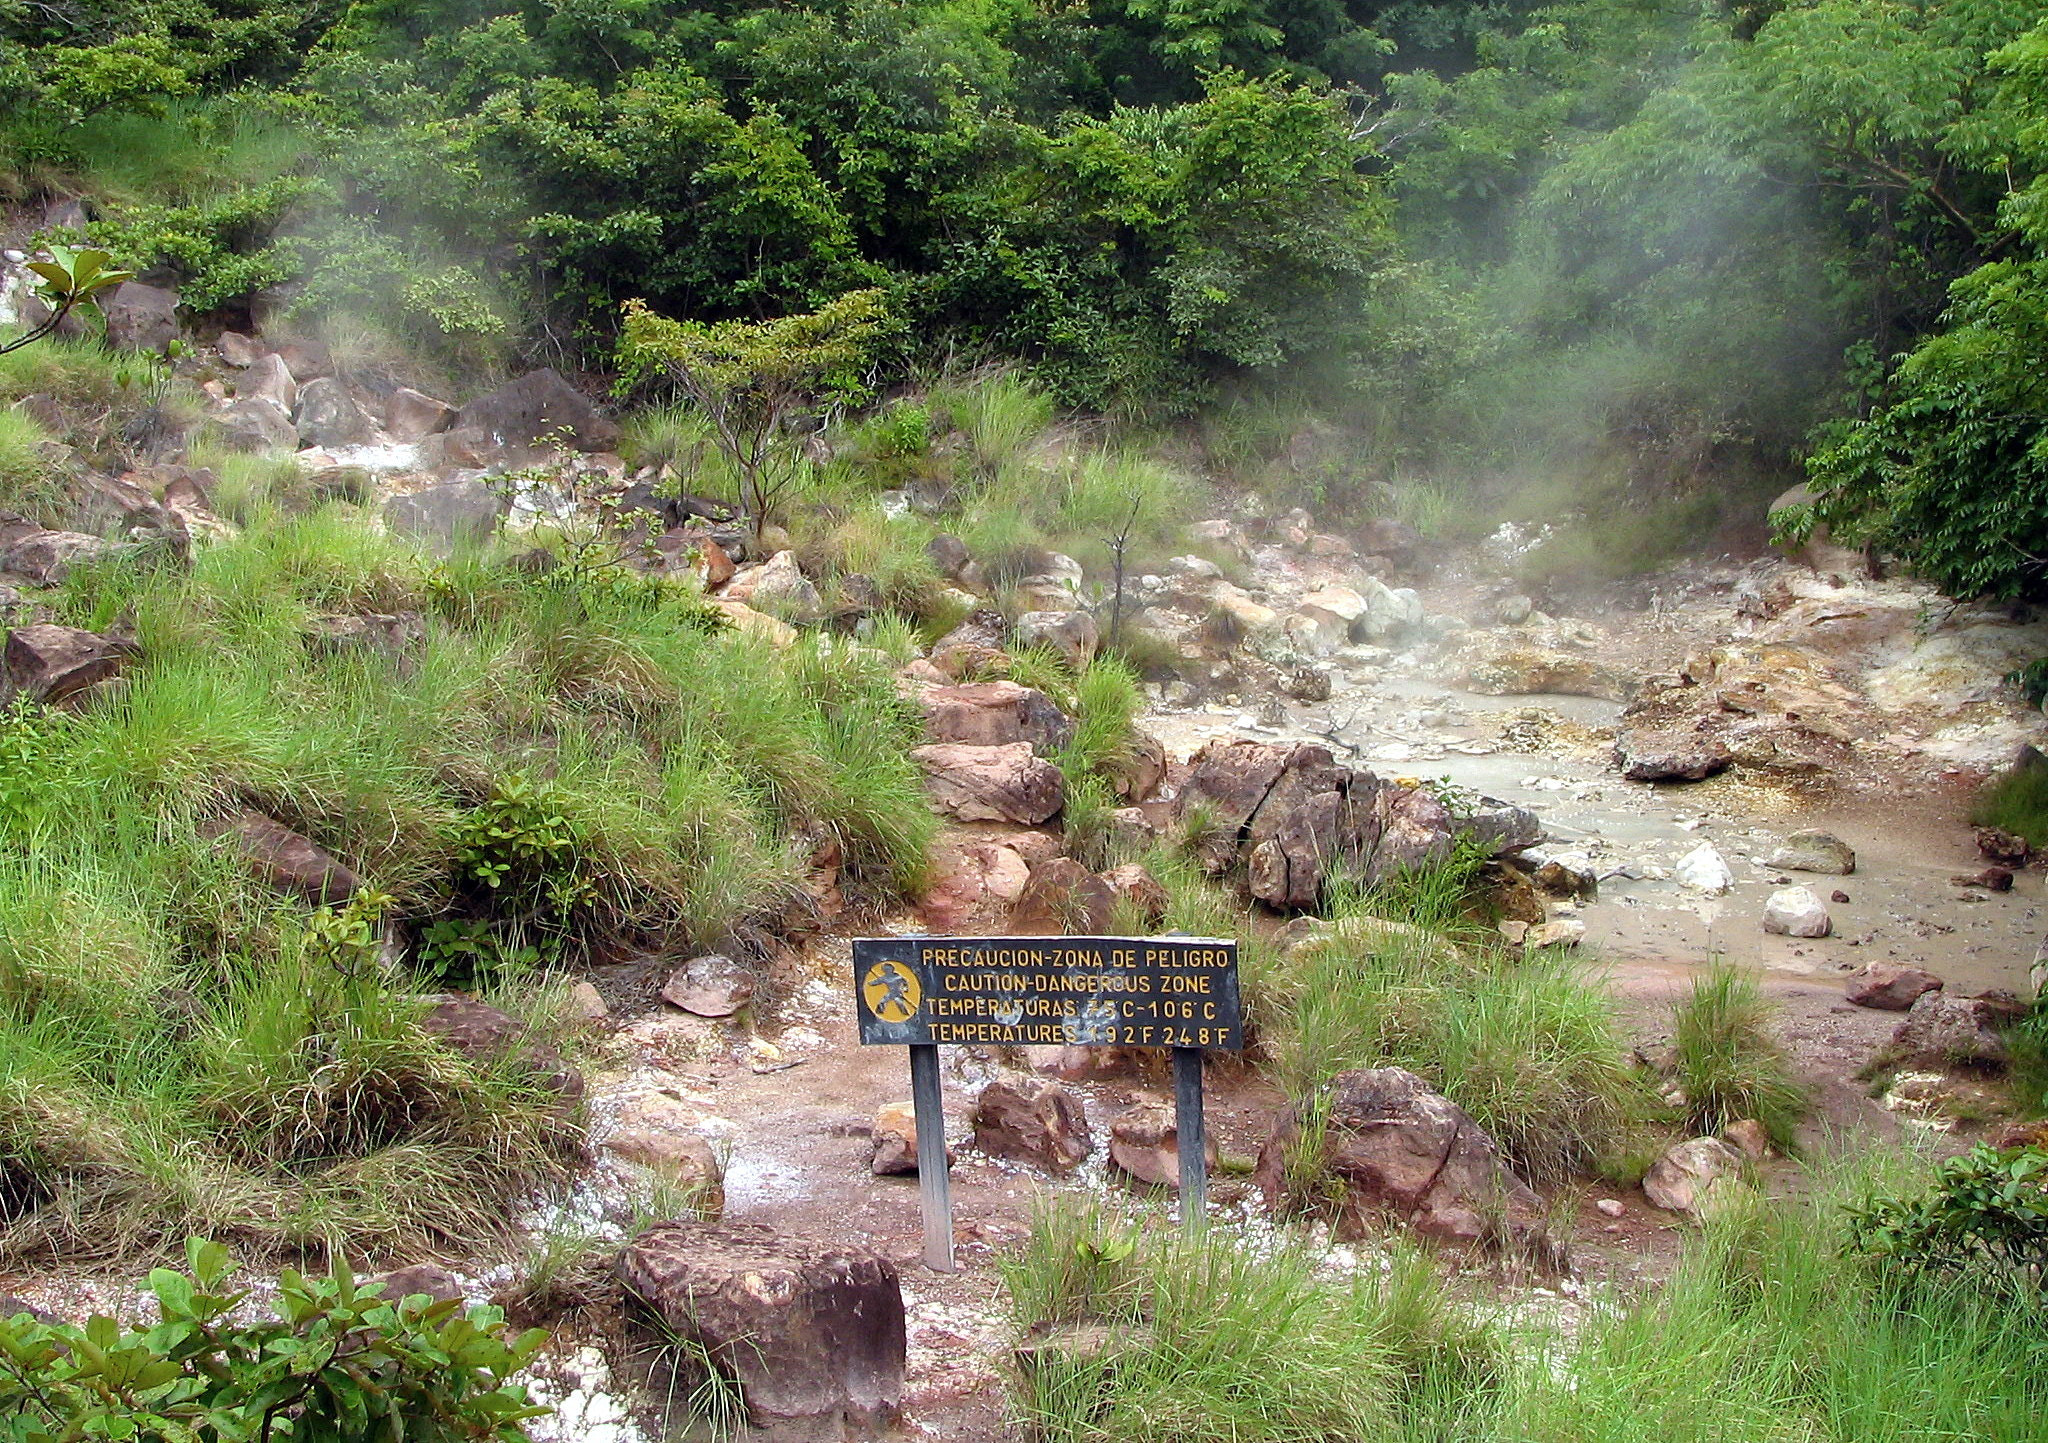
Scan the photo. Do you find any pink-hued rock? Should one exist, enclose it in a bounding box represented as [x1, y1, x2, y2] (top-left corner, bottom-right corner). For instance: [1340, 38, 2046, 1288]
[911, 742, 1064, 824]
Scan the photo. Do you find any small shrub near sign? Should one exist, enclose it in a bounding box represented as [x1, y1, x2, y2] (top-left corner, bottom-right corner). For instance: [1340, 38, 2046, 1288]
[0, 1239, 549, 1440]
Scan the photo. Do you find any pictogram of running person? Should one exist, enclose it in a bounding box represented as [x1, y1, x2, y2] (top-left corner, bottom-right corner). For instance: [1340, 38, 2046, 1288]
[861, 958, 922, 1022]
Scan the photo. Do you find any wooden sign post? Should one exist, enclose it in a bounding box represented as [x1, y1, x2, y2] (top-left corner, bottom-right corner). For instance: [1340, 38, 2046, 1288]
[855, 935, 1242, 1271]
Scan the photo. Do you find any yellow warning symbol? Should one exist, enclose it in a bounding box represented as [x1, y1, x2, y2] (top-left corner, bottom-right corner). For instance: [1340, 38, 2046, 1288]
[862, 959, 922, 1022]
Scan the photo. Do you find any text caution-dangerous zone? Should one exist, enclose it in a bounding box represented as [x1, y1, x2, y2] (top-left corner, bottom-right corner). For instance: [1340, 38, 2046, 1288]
[854, 936, 1241, 1050]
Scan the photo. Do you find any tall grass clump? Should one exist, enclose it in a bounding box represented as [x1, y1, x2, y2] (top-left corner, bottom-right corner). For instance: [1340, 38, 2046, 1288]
[0, 498, 939, 1264]
[0, 408, 65, 524]
[1001, 1166, 2048, 1443]
[1001, 1202, 1397, 1443]
[1671, 965, 1809, 1148]
[1252, 875, 1648, 1185]
[931, 370, 1056, 473]
[1003, 1201, 1506, 1443]
[1970, 752, 2048, 848]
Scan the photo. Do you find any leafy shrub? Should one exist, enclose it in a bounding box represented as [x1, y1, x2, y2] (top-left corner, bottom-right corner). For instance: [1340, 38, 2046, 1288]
[1848, 1145, 2048, 1285]
[0, 1238, 549, 1439]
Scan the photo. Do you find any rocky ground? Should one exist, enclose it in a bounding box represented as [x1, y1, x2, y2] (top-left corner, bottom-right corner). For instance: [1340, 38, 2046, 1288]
[3, 310, 2045, 1440]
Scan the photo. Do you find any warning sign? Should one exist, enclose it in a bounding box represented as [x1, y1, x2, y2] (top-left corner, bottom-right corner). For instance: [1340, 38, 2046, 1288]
[861, 958, 923, 1022]
[852, 936, 1241, 1050]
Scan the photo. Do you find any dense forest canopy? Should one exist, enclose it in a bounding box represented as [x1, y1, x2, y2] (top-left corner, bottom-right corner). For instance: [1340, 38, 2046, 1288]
[4, 0, 2046, 595]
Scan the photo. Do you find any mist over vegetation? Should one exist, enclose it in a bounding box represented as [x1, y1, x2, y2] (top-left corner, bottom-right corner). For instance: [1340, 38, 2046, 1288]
[4, 0, 2046, 587]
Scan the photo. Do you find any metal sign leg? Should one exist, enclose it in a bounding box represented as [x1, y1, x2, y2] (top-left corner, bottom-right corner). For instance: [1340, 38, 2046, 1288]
[1173, 1046, 1207, 1228]
[908, 1043, 955, 1272]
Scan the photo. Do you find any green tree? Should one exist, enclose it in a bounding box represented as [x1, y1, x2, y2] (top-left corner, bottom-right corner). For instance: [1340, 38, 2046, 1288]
[618, 288, 897, 532]
[1801, 17, 2048, 601]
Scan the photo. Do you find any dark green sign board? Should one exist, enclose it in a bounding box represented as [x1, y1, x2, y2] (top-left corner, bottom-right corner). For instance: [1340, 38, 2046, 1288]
[853, 935, 1242, 1050]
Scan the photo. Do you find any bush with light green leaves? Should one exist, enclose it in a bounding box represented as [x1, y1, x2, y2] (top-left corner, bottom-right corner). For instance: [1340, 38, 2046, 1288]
[0, 1239, 550, 1442]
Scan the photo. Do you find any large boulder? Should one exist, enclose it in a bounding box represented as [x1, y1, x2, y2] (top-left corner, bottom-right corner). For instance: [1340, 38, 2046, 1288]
[1009, 857, 1117, 935]
[383, 477, 507, 550]
[617, 1221, 903, 1435]
[200, 809, 361, 904]
[99, 281, 179, 353]
[1294, 587, 1368, 641]
[726, 550, 824, 625]
[1015, 609, 1099, 668]
[1459, 640, 1628, 702]
[1107, 728, 1168, 804]
[1762, 886, 1831, 938]
[919, 835, 1034, 932]
[1885, 990, 2012, 1068]
[385, 387, 455, 442]
[1, 526, 111, 586]
[1253, 1067, 1557, 1263]
[659, 954, 755, 1018]
[911, 742, 1064, 824]
[602, 1126, 725, 1214]
[215, 396, 298, 453]
[870, 1100, 951, 1177]
[1614, 726, 1733, 783]
[1173, 740, 1452, 908]
[293, 377, 376, 449]
[450, 368, 619, 453]
[918, 681, 1074, 753]
[238, 353, 297, 411]
[972, 1076, 1092, 1171]
[1847, 965, 1942, 1012]
[1, 624, 137, 706]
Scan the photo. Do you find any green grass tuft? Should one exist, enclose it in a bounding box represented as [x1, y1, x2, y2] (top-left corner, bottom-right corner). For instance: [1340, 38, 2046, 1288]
[1970, 755, 2048, 848]
[1672, 965, 1810, 1149]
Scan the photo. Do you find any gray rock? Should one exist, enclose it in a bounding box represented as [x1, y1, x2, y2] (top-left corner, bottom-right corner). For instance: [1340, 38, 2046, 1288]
[1766, 828, 1855, 875]
[451, 368, 618, 453]
[99, 281, 179, 353]
[215, 396, 298, 453]
[1449, 795, 1543, 856]
[1015, 609, 1099, 668]
[293, 377, 375, 449]
[1885, 990, 2011, 1068]
[617, 1221, 903, 1433]
[382, 477, 506, 551]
